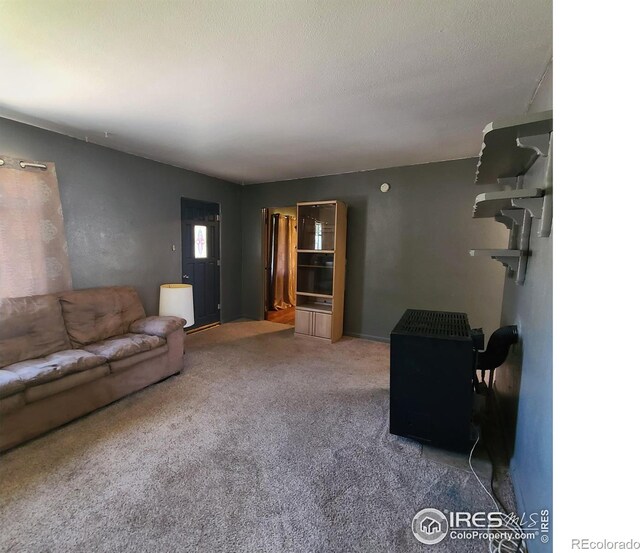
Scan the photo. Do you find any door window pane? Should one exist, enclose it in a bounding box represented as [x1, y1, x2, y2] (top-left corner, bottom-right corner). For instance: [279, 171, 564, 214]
[194, 225, 207, 258]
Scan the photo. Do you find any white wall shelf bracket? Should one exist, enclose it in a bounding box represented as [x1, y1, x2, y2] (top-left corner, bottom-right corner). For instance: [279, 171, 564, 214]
[494, 213, 515, 230]
[473, 188, 543, 219]
[538, 132, 553, 238]
[474, 110, 552, 185]
[499, 209, 531, 283]
[469, 249, 527, 285]
[516, 134, 550, 157]
[498, 208, 525, 228]
[500, 209, 532, 249]
[511, 197, 543, 219]
[496, 209, 520, 247]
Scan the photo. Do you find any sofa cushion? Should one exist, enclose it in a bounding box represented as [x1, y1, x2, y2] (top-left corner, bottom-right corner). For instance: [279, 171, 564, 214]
[58, 286, 146, 348]
[0, 369, 25, 398]
[109, 344, 169, 374]
[4, 350, 107, 387]
[129, 316, 186, 338]
[83, 333, 165, 362]
[0, 294, 71, 369]
[25, 365, 109, 403]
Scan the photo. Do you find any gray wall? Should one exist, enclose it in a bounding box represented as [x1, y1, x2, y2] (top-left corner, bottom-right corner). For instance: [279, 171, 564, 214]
[241, 159, 508, 340]
[494, 64, 553, 552]
[0, 117, 243, 321]
[528, 60, 552, 115]
[495, 155, 552, 508]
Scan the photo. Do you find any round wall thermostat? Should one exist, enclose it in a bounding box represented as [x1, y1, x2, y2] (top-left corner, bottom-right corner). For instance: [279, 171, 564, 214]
[380, 182, 390, 193]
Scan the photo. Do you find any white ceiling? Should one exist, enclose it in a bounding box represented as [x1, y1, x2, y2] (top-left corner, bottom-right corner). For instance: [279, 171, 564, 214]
[0, 0, 552, 184]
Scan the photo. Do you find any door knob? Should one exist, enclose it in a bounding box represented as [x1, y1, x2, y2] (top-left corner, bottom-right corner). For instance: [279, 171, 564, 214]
[182, 274, 190, 279]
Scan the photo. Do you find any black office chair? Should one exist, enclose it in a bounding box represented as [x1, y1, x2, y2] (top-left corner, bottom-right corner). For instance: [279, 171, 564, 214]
[473, 325, 519, 394]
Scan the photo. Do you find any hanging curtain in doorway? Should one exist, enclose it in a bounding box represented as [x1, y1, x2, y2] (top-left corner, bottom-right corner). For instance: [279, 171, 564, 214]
[269, 214, 297, 310]
[0, 156, 72, 298]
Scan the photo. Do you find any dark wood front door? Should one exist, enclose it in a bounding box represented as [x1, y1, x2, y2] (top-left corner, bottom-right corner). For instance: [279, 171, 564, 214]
[181, 198, 220, 328]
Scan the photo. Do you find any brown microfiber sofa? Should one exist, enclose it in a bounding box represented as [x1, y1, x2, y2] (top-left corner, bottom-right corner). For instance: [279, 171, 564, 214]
[0, 286, 185, 452]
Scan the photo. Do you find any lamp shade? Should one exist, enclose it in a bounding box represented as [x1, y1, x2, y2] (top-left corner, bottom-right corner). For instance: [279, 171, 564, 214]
[159, 284, 195, 327]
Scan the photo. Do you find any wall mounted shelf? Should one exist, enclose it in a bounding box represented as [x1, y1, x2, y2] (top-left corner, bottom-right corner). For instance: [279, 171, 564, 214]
[473, 188, 544, 219]
[470, 249, 527, 285]
[475, 110, 552, 185]
[470, 110, 552, 285]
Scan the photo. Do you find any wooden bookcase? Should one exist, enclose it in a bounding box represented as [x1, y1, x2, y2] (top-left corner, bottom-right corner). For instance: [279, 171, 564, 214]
[294, 200, 347, 343]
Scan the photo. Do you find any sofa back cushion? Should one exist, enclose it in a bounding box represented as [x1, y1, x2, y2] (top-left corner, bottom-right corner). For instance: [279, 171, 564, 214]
[0, 294, 72, 368]
[58, 286, 146, 348]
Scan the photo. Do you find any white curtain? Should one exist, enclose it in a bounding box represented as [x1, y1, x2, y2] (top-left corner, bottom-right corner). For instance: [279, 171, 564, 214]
[0, 155, 72, 298]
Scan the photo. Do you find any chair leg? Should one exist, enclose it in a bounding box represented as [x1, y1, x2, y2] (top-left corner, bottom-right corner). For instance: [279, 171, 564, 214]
[488, 368, 496, 391]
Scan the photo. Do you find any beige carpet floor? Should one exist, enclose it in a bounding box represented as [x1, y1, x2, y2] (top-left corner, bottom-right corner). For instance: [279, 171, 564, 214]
[0, 321, 510, 552]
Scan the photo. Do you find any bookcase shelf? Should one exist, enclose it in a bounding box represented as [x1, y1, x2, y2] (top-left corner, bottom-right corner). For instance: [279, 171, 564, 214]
[296, 291, 333, 299]
[296, 300, 333, 313]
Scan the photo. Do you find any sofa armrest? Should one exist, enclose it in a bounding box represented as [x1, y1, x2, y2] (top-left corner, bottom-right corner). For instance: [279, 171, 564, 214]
[129, 316, 186, 338]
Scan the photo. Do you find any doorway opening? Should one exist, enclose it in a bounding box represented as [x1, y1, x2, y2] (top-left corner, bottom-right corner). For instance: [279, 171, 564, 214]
[181, 198, 221, 330]
[262, 206, 297, 326]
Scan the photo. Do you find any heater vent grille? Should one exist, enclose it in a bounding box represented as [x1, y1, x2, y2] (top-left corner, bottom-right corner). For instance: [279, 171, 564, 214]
[393, 309, 471, 339]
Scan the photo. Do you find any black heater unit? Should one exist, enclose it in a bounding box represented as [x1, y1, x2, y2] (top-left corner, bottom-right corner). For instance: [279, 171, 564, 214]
[390, 309, 476, 451]
[390, 309, 517, 452]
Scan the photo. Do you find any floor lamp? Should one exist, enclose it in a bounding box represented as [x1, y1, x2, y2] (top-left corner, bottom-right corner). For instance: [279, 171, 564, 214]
[159, 284, 195, 328]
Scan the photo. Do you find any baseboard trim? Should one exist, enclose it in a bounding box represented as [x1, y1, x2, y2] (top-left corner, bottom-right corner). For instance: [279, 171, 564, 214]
[239, 317, 390, 344]
[186, 322, 220, 335]
[344, 332, 390, 344]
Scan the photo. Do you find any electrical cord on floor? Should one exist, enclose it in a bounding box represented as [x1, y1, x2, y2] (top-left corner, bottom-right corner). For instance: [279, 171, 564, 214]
[469, 431, 527, 553]
[484, 434, 510, 515]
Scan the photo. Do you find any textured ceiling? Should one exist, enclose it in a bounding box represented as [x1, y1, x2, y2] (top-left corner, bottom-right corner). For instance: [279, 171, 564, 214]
[0, 0, 552, 184]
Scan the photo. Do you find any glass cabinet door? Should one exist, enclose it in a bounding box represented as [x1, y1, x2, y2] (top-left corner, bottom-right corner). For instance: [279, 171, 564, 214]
[297, 203, 336, 251]
[297, 253, 334, 296]
[297, 266, 334, 296]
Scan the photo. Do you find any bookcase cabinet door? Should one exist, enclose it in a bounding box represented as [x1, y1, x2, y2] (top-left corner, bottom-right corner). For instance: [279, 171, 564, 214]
[313, 312, 332, 339]
[295, 309, 312, 335]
